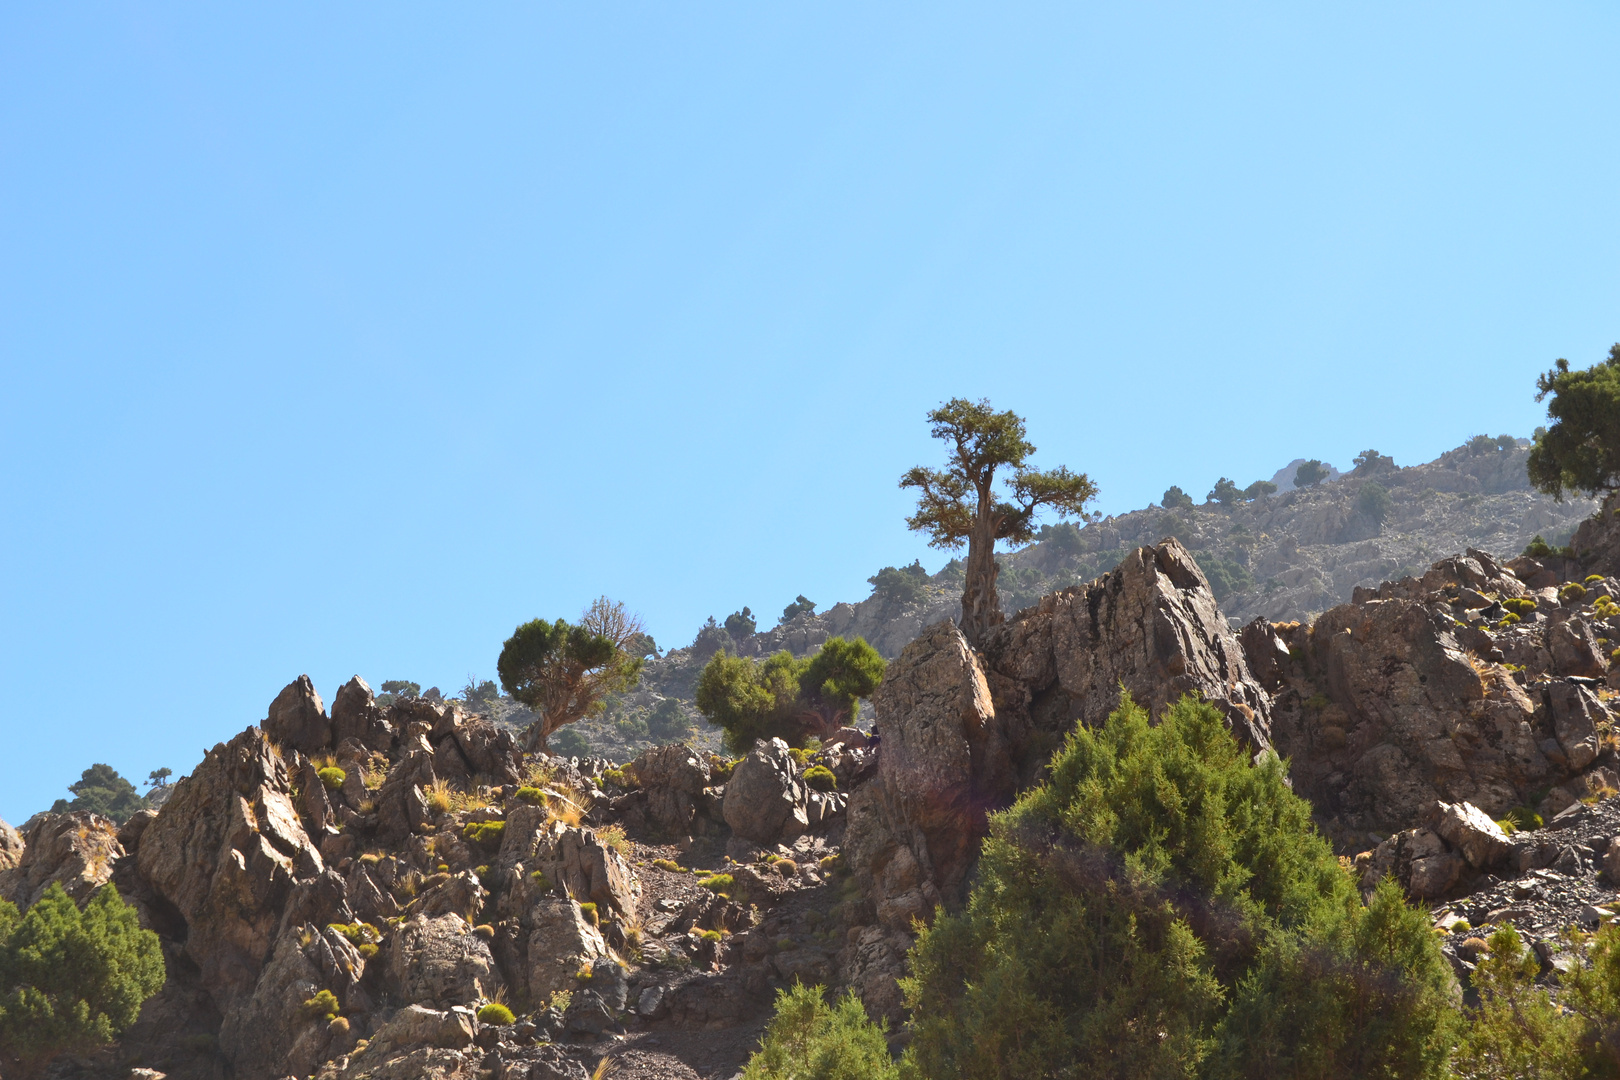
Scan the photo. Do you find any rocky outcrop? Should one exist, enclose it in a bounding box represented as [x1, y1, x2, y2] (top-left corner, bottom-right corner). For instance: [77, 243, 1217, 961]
[332, 675, 396, 755]
[0, 817, 23, 874]
[846, 539, 1274, 932]
[267, 675, 334, 756]
[136, 726, 325, 1011]
[524, 897, 609, 1002]
[722, 739, 809, 845]
[388, 914, 499, 1009]
[632, 744, 710, 836]
[0, 811, 123, 908]
[220, 923, 366, 1080]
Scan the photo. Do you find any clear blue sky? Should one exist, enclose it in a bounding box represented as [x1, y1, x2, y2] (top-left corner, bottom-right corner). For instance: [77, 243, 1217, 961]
[4, 4, 1618, 823]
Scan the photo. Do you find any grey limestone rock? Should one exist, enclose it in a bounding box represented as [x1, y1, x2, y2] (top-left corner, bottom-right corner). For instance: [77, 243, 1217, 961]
[387, 913, 500, 1009]
[722, 738, 809, 845]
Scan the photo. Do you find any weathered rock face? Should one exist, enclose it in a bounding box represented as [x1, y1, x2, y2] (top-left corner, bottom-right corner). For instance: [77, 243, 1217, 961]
[0, 817, 23, 874]
[0, 811, 123, 908]
[1427, 800, 1512, 868]
[332, 675, 395, 755]
[525, 898, 608, 1002]
[980, 538, 1274, 760]
[722, 739, 809, 845]
[632, 744, 710, 836]
[267, 674, 333, 756]
[846, 539, 1274, 932]
[1276, 597, 1553, 830]
[1546, 679, 1606, 772]
[388, 914, 500, 1009]
[221, 923, 366, 1080]
[136, 726, 325, 1010]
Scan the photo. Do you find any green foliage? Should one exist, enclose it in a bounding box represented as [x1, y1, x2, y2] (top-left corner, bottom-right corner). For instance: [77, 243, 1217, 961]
[741, 983, 898, 1080]
[578, 902, 598, 926]
[145, 768, 172, 789]
[1163, 485, 1195, 510]
[317, 767, 346, 791]
[1504, 806, 1544, 833]
[1209, 477, 1243, 506]
[1294, 459, 1330, 488]
[1455, 925, 1583, 1079]
[652, 859, 686, 873]
[696, 638, 885, 753]
[1564, 582, 1590, 602]
[781, 595, 818, 623]
[1353, 449, 1396, 476]
[49, 764, 146, 824]
[514, 786, 548, 807]
[551, 726, 591, 758]
[462, 820, 506, 845]
[900, 693, 1457, 1080]
[1504, 597, 1539, 616]
[803, 765, 837, 792]
[1529, 345, 1620, 499]
[477, 1002, 515, 1025]
[1525, 534, 1557, 558]
[498, 597, 644, 752]
[867, 562, 930, 607]
[1242, 480, 1278, 500]
[725, 607, 758, 639]
[460, 677, 501, 708]
[1194, 550, 1254, 602]
[377, 680, 421, 707]
[0, 884, 165, 1069]
[302, 989, 340, 1021]
[646, 697, 694, 741]
[698, 874, 734, 895]
[1355, 481, 1392, 525]
[600, 767, 634, 790]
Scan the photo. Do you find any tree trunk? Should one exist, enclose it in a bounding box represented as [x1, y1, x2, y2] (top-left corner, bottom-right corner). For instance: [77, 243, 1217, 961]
[959, 517, 1003, 648]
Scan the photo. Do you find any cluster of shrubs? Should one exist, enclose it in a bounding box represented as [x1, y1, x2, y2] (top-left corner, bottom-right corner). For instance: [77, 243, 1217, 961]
[742, 691, 1620, 1080]
[696, 637, 885, 753]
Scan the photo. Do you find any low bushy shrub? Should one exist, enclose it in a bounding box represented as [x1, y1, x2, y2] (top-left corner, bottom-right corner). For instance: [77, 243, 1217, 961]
[803, 765, 837, 792]
[1504, 597, 1538, 616]
[652, 858, 686, 873]
[476, 1002, 515, 1025]
[462, 820, 506, 845]
[740, 983, 898, 1080]
[578, 902, 599, 926]
[302, 989, 340, 1022]
[1563, 582, 1590, 602]
[698, 874, 734, 895]
[317, 766, 346, 791]
[513, 786, 548, 807]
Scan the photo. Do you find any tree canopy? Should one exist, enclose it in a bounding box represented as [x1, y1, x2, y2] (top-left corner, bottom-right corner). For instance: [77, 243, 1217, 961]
[1294, 459, 1330, 488]
[49, 765, 145, 825]
[695, 637, 885, 753]
[1242, 479, 1278, 500]
[780, 595, 817, 623]
[1528, 345, 1620, 500]
[0, 883, 165, 1075]
[901, 398, 1096, 645]
[497, 596, 645, 752]
[1162, 485, 1195, 509]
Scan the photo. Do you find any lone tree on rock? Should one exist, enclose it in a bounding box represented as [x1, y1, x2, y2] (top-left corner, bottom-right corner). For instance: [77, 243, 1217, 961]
[901, 399, 1096, 646]
[497, 596, 644, 752]
[1294, 459, 1330, 488]
[1528, 344, 1620, 500]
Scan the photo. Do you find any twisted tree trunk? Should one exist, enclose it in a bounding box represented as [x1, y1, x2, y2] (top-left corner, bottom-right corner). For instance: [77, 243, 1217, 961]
[959, 515, 1003, 648]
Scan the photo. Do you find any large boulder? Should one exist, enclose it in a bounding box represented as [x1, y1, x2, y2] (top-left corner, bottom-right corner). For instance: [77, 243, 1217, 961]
[723, 739, 809, 844]
[0, 811, 123, 908]
[503, 818, 639, 917]
[136, 726, 325, 1012]
[526, 897, 608, 1002]
[1546, 679, 1605, 772]
[1290, 598, 1552, 828]
[387, 914, 500, 1008]
[1427, 800, 1511, 868]
[632, 744, 710, 836]
[267, 674, 333, 756]
[374, 749, 437, 842]
[1549, 618, 1608, 679]
[364, 1004, 477, 1057]
[845, 621, 999, 930]
[332, 675, 395, 754]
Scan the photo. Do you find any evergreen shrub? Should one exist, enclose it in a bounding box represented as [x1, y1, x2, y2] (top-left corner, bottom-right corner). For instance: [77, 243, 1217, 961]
[740, 983, 898, 1080]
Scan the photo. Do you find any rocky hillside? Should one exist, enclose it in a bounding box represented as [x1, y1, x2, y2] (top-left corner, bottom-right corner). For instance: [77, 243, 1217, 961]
[12, 503, 1620, 1078]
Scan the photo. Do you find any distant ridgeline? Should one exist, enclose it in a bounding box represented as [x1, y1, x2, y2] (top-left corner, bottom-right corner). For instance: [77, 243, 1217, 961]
[450, 437, 1595, 763]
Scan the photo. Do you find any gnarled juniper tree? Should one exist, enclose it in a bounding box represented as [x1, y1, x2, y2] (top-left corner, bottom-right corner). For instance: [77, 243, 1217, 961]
[900, 398, 1096, 647]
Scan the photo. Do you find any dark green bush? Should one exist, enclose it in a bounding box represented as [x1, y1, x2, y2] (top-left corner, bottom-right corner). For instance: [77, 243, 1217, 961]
[1356, 480, 1392, 524]
[0, 883, 165, 1070]
[462, 820, 506, 845]
[900, 692, 1458, 1080]
[741, 983, 898, 1080]
[1454, 924, 1581, 1078]
[48, 764, 146, 824]
[1524, 534, 1556, 558]
[1163, 485, 1195, 510]
[696, 638, 885, 753]
[867, 561, 930, 607]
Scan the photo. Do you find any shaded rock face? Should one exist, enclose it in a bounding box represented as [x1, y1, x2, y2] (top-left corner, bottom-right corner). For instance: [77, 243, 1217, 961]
[267, 674, 333, 756]
[221, 923, 366, 1080]
[722, 739, 810, 845]
[632, 744, 710, 836]
[137, 726, 324, 1012]
[332, 675, 395, 755]
[845, 539, 1274, 931]
[0, 811, 123, 908]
